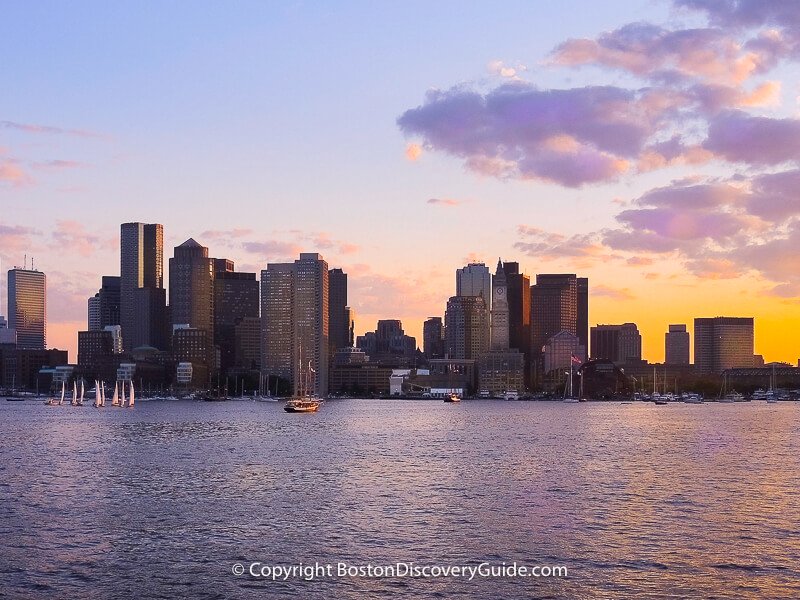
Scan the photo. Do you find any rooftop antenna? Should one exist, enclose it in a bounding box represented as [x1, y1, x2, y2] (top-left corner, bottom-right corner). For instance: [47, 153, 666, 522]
[24, 254, 27, 270]
[31, 256, 34, 271]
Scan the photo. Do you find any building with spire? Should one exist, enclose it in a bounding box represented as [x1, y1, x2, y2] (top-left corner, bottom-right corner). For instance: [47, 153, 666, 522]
[490, 259, 509, 351]
[478, 259, 524, 396]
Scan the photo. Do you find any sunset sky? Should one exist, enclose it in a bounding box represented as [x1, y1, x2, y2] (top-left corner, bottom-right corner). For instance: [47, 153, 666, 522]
[2, 0, 799, 364]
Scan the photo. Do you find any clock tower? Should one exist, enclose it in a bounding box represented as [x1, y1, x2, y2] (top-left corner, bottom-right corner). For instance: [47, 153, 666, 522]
[490, 258, 510, 351]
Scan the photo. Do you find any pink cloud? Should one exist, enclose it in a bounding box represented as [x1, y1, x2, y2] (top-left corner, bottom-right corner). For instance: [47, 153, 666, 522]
[0, 120, 104, 139]
[241, 240, 303, 260]
[592, 285, 636, 301]
[0, 161, 30, 186]
[427, 198, 462, 207]
[552, 23, 777, 85]
[49, 220, 113, 258]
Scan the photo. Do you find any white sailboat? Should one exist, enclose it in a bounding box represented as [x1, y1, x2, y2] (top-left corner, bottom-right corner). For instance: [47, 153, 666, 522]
[93, 380, 102, 407]
[71, 381, 78, 406]
[120, 380, 126, 407]
[59, 380, 65, 405]
[44, 380, 65, 406]
[111, 381, 120, 406]
[100, 382, 106, 407]
[128, 380, 135, 407]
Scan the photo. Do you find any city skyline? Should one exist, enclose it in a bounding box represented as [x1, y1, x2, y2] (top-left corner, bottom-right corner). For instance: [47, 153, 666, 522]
[2, 1, 800, 365]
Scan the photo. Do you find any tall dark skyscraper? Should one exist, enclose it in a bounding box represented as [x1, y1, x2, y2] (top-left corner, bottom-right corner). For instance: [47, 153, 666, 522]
[99, 276, 121, 328]
[694, 317, 754, 374]
[329, 268, 349, 355]
[502, 262, 530, 357]
[423, 317, 444, 359]
[665, 324, 690, 365]
[170, 238, 215, 367]
[577, 277, 589, 353]
[120, 222, 165, 350]
[214, 261, 259, 375]
[8, 268, 46, 349]
[531, 274, 577, 352]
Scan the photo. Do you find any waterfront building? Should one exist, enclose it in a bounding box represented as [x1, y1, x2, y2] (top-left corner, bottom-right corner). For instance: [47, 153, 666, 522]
[261, 253, 329, 396]
[694, 317, 755, 374]
[665, 324, 690, 365]
[543, 331, 586, 374]
[8, 267, 46, 350]
[120, 222, 165, 351]
[477, 351, 524, 395]
[591, 323, 642, 365]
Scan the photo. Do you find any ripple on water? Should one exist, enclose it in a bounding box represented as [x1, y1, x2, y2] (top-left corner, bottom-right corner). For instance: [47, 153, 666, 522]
[0, 399, 799, 599]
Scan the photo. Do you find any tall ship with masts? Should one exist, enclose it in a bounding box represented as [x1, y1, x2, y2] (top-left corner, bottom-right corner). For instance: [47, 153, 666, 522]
[284, 347, 322, 413]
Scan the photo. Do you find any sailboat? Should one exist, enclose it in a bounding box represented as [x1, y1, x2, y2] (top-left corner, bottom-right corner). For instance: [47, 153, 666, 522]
[100, 382, 106, 406]
[563, 360, 580, 402]
[70, 381, 81, 406]
[128, 380, 135, 407]
[284, 351, 322, 413]
[93, 380, 102, 407]
[44, 380, 65, 406]
[120, 380, 127, 407]
[766, 364, 778, 403]
[652, 368, 668, 405]
[111, 381, 120, 406]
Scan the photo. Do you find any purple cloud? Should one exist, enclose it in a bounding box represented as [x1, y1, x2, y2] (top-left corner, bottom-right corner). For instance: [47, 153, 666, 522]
[398, 83, 660, 187]
[705, 111, 800, 165]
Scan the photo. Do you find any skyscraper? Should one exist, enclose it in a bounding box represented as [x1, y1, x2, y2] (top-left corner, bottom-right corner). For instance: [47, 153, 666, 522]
[8, 268, 46, 350]
[261, 253, 329, 395]
[214, 263, 259, 375]
[423, 317, 444, 359]
[88, 294, 101, 331]
[665, 324, 690, 365]
[694, 317, 754, 374]
[99, 276, 121, 328]
[502, 261, 531, 357]
[590, 323, 642, 365]
[456, 263, 491, 310]
[531, 274, 578, 352]
[169, 239, 215, 367]
[329, 268, 349, 355]
[577, 277, 589, 352]
[490, 259, 509, 351]
[120, 222, 165, 350]
[445, 295, 488, 359]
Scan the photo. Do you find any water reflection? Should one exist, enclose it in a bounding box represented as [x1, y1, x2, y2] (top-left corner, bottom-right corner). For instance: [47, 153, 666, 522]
[0, 399, 798, 598]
